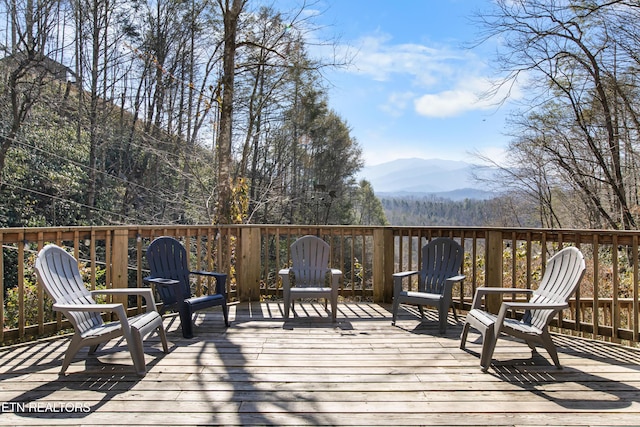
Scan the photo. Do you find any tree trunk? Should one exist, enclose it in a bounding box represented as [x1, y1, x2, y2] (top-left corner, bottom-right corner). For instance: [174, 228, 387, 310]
[216, 0, 246, 224]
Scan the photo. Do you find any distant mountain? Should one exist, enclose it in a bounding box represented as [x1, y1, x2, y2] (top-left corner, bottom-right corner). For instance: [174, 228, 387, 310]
[357, 158, 498, 200]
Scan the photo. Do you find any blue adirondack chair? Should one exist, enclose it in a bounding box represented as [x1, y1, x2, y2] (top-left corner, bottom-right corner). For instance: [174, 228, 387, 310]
[391, 237, 466, 333]
[144, 236, 229, 338]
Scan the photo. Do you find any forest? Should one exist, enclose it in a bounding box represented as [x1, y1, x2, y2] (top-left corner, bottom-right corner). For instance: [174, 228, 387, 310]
[0, 0, 386, 229]
[3, 1, 640, 231]
[380, 195, 541, 228]
[473, 1, 640, 231]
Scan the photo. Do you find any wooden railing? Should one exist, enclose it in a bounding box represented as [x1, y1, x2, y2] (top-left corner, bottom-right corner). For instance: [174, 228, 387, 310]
[1, 225, 639, 346]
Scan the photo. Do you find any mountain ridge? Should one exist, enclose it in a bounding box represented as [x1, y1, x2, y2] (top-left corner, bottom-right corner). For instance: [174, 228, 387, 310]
[357, 157, 497, 200]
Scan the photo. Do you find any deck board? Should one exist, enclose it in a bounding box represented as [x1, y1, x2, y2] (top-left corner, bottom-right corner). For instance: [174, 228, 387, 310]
[1, 302, 640, 426]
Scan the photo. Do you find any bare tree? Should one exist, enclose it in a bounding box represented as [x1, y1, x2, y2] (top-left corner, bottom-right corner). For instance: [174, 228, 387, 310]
[213, 0, 247, 224]
[0, 0, 64, 183]
[478, 0, 640, 230]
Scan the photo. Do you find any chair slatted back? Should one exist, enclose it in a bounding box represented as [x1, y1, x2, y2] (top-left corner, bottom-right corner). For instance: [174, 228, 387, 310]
[290, 235, 331, 288]
[146, 237, 193, 303]
[34, 244, 104, 334]
[419, 237, 464, 294]
[524, 246, 586, 330]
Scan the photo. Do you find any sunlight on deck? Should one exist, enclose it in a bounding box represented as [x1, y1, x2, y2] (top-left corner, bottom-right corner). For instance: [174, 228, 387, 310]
[1, 302, 640, 426]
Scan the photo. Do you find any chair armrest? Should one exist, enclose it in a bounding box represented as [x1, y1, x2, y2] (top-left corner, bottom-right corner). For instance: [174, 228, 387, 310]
[502, 301, 569, 311]
[442, 275, 466, 301]
[475, 287, 535, 295]
[330, 269, 342, 292]
[91, 288, 158, 313]
[53, 302, 129, 321]
[143, 277, 180, 286]
[190, 271, 227, 296]
[392, 271, 418, 295]
[495, 300, 569, 327]
[53, 303, 122, 312]
[143, 277, 184, 306]
[446, 275, 466, 283]
[392, 270, 419, 278]
[54, 302, 131, 330]
[470, 287, 534, 310]
[279, 269, 291, 290]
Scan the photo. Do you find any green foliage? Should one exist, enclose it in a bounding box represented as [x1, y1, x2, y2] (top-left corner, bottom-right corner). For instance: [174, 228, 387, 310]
[353, 180, 388, 225]
[0, 31, 369, 229]
[3, 252, 108, 331]
[3, 253, 54, 330]
[3, 277, 55, 330]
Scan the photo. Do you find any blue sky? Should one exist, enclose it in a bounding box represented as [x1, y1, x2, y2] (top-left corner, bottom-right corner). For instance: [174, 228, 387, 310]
[304, 0, 520, 166]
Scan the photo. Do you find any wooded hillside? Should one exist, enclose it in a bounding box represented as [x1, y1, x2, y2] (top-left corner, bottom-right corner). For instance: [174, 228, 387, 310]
[0, 0, 386, 228]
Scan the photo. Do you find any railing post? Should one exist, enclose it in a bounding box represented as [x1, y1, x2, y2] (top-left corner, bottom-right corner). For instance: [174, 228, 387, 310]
[111, 228, 130, 306]
[485, 230, 503, 313]
[237, 227, 261, 302]
[112, 229, 129, 289]
[373, 227, 394, 303]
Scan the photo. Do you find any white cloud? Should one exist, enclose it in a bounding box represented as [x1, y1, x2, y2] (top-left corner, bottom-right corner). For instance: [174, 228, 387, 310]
[333, 33, 523, 119]
[380, 91, 415, 116]
[414, 76, 522, 118]
[344, 33, 465, 85]
[414, 89, 481, 118]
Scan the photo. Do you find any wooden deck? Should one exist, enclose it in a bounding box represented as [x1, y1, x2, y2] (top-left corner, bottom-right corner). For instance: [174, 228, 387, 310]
[2, 302, 640, 426]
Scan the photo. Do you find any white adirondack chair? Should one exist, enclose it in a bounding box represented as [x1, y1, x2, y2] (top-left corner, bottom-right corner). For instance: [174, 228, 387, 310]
[279, 235, 342, 322]
[34, 244, 169, 376]
[391, 237, 466, 333]
[460, 246, 586, 371]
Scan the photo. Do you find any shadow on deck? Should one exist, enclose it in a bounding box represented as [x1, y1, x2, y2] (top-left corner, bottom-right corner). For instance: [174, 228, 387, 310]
[1, 302, 640, 426]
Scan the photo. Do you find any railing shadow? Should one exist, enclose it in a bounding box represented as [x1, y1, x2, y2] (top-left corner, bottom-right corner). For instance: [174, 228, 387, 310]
[395, 304, 640, 411]
[0, 331, 174, 419]
[552, 333, 640, 368]
[189, 300, 350, 425]
[7, 302, 639, 422]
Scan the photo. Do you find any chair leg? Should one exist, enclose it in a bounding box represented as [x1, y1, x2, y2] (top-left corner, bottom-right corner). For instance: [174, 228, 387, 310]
[222, 303, 230, 327]
[460, 314, 498, 371]
[60, 334, 84, 375]
[330, 296, 337, 323]
[479, 326, 497, 372]
[438, 304, 448, 334]
[451, 302, 459, 322]
[283, 293, 291, 319]
[391, 297, 399, 326]
[418, 305, 425, 319]
[179, 306, 194, 339]
[158, 324, 169, 353]
[540, 330, 562, 368]
[129, 327, 147, 377]
[459, 321, 470, 349]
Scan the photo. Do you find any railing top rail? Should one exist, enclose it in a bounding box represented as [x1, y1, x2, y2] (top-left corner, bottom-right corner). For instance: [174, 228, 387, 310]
[2, 224, 640, 245]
